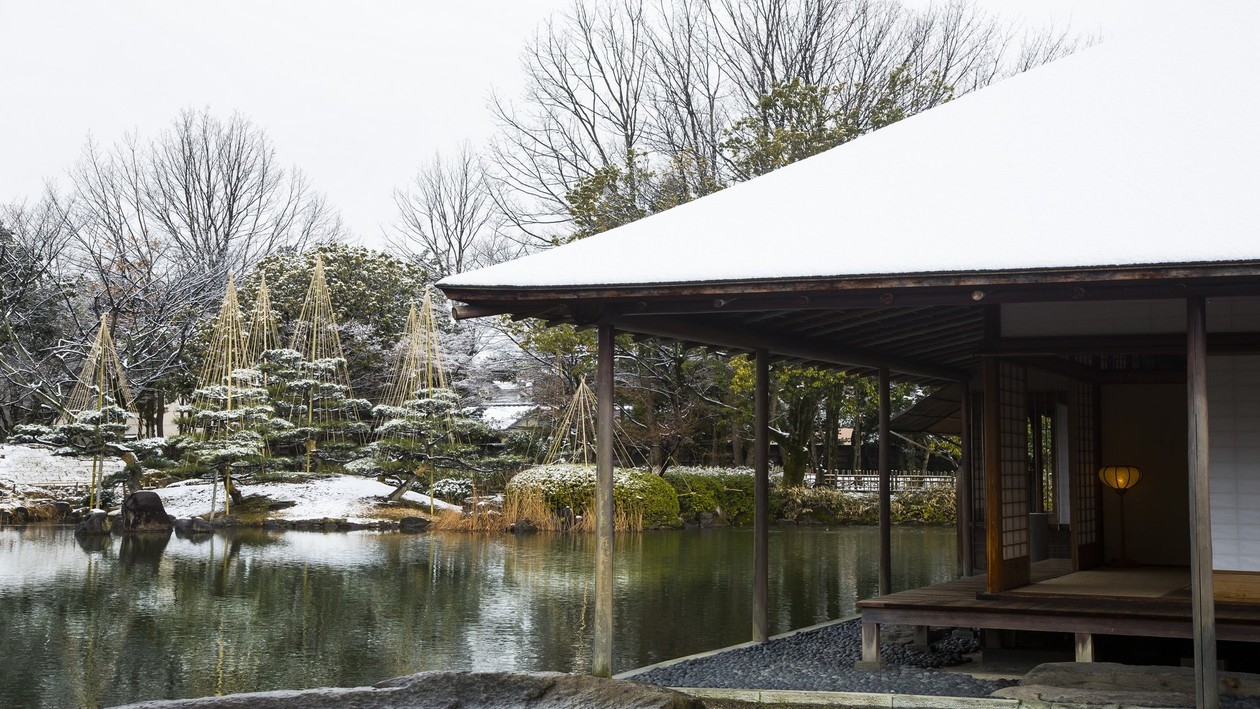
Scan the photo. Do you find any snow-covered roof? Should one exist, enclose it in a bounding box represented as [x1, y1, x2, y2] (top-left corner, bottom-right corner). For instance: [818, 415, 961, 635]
[441, 7, 1260, 292]
[476, 404, 539, 431]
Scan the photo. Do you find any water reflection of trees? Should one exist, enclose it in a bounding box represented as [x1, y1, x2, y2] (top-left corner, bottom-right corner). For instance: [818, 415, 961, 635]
[0, 526, 957, 706]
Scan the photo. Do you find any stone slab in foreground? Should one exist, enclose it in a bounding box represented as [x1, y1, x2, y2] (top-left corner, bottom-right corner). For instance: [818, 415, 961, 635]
[109, 671, 704, 709]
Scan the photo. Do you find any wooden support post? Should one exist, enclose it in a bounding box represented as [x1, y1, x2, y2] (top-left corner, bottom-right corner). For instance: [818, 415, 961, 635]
[959, 380, 974, 576]
[593, 324, 615, 678]
[855, 621, 882, 670]
[914, 625, 930, 648]
[983, 358, 1003, 593]
[1187, 296, 1219, 709]
[753, 349, 770, 643]
[1074, 632, 1094, 663]
[879, 367, 892, 596]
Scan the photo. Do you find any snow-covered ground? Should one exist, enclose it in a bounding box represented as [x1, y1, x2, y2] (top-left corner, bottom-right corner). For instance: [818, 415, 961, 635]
[157, 475, 458, 522]
[0, 444, 121, 502]
[0, 444, 458, 522]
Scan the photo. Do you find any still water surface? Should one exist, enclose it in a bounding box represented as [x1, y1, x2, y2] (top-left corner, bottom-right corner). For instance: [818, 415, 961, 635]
[0, 525, 956, 708]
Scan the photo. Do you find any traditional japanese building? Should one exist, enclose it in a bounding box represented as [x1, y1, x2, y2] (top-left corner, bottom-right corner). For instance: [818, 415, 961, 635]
[439, 8, 1260, 706]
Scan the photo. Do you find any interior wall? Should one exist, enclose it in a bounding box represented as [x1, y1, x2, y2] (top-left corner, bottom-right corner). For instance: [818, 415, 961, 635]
[1208, 355, 1260, 573]
[1100, 383, 1190, 565]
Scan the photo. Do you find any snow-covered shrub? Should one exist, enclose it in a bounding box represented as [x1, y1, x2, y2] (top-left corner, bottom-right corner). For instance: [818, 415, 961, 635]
[127, 437, 176, 461]
[429, 477, 475, 504]
[7, 424, 63, 445]
[343, 456, 385, 476]
[506, 464, 680, 529]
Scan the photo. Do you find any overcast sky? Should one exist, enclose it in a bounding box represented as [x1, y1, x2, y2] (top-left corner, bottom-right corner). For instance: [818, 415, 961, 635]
[1, 1, 1117, 249]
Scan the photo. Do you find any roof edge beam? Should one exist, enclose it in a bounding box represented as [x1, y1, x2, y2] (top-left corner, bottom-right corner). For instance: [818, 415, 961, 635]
[608, 315, 969, 381]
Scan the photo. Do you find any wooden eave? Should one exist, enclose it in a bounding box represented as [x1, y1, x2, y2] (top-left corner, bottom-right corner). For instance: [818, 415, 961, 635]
[440, 262, 1260, 385]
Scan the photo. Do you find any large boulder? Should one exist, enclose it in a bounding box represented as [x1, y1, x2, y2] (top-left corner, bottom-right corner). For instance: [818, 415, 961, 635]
[122, 491, 172, 532]
[75, 510, 111, 536]
[108, 671, 705, 709]
[993, 662, 1260, 706]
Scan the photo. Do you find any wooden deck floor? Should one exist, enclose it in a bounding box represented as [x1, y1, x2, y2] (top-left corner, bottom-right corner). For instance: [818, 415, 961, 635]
[855, 560, 1260, 665]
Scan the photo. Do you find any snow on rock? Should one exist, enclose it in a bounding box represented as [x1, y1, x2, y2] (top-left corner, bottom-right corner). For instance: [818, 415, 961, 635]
[156, 475, 460, 523]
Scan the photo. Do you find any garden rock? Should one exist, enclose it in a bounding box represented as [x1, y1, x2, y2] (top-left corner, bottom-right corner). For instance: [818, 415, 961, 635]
[509, 519, 538, 534]
[123, 491, 172, 532]
[76, 510, 111, 536]
[109, 670, 704, 708]
[174, 517, 214, 535]
[398, 516, 430, 533]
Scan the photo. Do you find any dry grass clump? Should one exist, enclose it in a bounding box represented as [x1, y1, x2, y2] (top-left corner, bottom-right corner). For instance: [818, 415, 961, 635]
[368, 499, 433, 522]
[428, 487, 650, 533]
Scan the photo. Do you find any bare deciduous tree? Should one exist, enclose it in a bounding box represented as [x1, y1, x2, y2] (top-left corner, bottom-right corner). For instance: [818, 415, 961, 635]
[388, 145, 519, 280]
[0, 192, 80, 432]
[64, 108, 348, 433]
[491, 0, 655, 245]
[492, 0, 1084, 239]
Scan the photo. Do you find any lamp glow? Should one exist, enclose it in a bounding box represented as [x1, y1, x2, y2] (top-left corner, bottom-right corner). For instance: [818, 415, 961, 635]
[1098, 465, 1143, 565]
[1098, 465, 1143, 492]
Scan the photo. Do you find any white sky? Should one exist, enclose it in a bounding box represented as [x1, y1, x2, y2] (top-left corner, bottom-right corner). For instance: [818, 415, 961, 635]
[0, 1, 1115, 250]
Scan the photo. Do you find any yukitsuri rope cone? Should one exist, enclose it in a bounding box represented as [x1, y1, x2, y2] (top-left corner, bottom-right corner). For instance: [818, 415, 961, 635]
[185, 275, 271, 516]
[62, 313, 134, 509]
[374, 290, 461, 511]
[283, 254, 363, 474]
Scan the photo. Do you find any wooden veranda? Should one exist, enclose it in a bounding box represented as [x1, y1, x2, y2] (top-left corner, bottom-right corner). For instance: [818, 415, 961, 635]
[857, 560, 1260, 666]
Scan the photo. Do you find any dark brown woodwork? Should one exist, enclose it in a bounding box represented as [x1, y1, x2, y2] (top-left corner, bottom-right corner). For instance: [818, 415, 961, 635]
[593, 324, 615, 677]
[603, 314, 969, 382]
[879, 367, 892, 596]
[958, 381, 974, 576]
[442, 263, 1260, 308]
[858, 560, 1260, 645]
[1068, 380, 1103, 570]
[985, 358, 1032, 593]
[999, 332, 1260, 357]
[984, 359, 1003, 591]
[1187, 295, 1219, 709]
[753, 349, 770, 642]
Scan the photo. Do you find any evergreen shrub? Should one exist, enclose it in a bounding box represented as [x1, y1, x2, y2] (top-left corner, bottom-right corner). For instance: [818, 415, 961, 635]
[506, 464, 681, 529]
[890, 483, 957, 524]
[662, 467, 755, 524]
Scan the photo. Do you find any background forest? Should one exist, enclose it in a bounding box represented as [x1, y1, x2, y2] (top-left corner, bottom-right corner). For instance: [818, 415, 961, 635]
[0, 0, 1080, 485]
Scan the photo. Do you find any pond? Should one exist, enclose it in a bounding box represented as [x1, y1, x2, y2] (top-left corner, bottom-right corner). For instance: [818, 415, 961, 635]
[0, 525, 957, 708]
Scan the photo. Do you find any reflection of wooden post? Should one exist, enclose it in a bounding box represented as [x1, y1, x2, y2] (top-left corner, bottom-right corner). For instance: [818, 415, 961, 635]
[1186, 295, 1218, 709]
[592, 324, 615, 677]
[878, 367, 891, 596]
[753, 349, 769, 642]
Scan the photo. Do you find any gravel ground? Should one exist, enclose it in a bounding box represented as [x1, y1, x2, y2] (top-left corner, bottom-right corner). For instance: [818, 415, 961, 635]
[633, 618, 1012, 698]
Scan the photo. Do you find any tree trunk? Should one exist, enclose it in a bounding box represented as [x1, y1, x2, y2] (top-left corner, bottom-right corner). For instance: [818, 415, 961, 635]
[388, 473, 419, 503]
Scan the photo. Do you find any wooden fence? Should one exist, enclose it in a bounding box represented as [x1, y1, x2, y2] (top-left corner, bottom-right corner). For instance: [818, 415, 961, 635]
[818, 470, 955, 492]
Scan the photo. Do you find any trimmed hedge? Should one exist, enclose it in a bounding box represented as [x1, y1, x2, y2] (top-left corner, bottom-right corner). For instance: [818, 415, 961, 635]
[662, 467, 756, 525]
[506, 464, 681, 529]
[775, 483, 957, 525]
